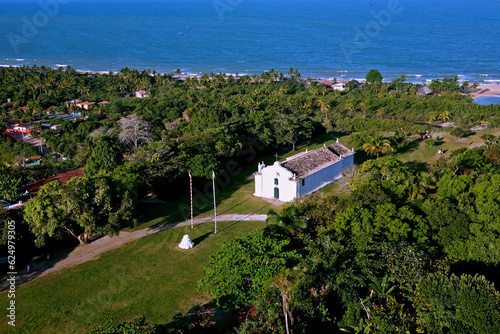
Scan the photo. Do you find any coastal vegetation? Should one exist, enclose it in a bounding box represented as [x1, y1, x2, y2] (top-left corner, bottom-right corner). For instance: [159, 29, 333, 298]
[0, 65, 500, 332]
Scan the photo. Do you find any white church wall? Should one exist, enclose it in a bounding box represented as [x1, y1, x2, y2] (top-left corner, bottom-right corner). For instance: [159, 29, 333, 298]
[254, 151, 355, 202]
[254, 172, 263, 197]
[254, 161, 297, 201]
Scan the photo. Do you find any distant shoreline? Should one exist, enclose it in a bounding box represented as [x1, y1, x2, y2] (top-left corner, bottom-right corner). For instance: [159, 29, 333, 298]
[2, 64, 500, 92]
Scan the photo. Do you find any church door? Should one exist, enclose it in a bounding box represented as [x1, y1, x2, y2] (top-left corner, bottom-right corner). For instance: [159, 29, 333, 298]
[274, 187, 279, 199]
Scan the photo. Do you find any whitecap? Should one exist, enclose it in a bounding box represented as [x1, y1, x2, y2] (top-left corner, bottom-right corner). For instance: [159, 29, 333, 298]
[55, 64, 67, 67]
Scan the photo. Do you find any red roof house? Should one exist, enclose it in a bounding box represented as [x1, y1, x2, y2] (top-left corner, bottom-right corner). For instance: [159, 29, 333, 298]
[24, 167, 85, 196]
[319, 79, 333, 88]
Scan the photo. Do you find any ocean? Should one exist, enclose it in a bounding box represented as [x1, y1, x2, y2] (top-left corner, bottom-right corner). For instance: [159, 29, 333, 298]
[1, 0, 499, 83]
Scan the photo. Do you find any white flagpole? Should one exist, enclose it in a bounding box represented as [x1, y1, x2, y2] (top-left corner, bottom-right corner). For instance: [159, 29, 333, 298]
[189, 171, 193, 229]
[212, 170, 217, 234]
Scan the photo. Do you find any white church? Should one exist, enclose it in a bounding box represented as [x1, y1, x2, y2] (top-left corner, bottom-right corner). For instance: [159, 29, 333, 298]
[254, 141, 355, 202]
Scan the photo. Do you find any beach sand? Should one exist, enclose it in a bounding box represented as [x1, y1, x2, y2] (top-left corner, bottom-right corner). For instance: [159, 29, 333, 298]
[470, 84, 500, 98]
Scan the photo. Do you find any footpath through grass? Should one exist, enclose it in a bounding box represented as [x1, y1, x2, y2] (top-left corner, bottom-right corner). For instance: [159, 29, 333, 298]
[0, 220, 266, 334]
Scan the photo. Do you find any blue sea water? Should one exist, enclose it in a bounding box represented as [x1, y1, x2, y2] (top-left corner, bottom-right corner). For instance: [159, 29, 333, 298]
[473, 96, 500, 105]
[0, 0, 499, 83]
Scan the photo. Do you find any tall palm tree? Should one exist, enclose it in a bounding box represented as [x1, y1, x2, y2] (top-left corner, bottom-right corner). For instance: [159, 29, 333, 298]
[345, 103, 354, 118]
[273, 268, 300, 334]
[266, 207, 307, 237]
[317, 99, 330, 123]
[439, 110, 451, 122]
[429, 112, 436, 125]
[359, 101, 368, 119]
[363, 134, 394, 158]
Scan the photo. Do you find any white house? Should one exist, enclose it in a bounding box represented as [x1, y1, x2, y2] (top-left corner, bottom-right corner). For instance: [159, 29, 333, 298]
[135, 90, 149, 98]
[333, 80, 349, 91]
[254, 142, 355, 202]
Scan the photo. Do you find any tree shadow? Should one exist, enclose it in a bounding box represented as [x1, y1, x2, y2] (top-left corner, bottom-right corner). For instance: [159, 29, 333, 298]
[0, 242, 74, 292]
[451, 261, 500, 288]
[403, 160, 428, 173]
[307, 131, 351, 146]
[395, 138, 422, 155]
[434, 138, 445, 147]
[353, 150, 371, 164]
[192, 231, 212, 245]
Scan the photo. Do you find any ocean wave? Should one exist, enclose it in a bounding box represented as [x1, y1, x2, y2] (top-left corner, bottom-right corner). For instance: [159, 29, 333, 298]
[55, 64, 68, 67]
[484, 79, 500, 83]
[16, 59, 24, 61]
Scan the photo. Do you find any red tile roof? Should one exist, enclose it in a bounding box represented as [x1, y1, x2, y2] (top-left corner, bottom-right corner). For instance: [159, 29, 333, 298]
[319, 79, 333, 87]
[24, 167, 85, 196]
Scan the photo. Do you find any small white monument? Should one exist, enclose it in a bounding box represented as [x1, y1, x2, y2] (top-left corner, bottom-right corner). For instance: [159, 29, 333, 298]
[179, 234, 195, 249]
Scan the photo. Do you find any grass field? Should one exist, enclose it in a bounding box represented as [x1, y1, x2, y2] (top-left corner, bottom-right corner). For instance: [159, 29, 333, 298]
[0, 220, 266, 333]
[394, 128, 500, 167]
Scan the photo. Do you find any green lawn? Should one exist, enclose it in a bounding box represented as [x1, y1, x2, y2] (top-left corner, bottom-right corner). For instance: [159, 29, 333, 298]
[394, 128, 500, 167]
[0, 221, 266, 333]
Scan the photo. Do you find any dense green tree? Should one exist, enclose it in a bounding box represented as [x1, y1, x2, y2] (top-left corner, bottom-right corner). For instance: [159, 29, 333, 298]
[23, 174, 136, 246]
[365, 69, 383, 84]
[0, 168, 22, 202]
[85, 136, 123, 176]
[198, 229, 299, 308]
[23, 181, 67, 246]
[273, 111, 314, 151]
[414, 272, 500, 333]
[450, 126, 471, 139]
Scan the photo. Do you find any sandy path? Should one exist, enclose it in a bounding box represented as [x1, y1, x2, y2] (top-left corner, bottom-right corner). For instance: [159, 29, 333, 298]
[0, 214, 267, 292]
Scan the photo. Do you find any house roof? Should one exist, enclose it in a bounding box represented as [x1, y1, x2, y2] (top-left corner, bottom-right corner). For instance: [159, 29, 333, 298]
[417, 85, 433, 95]
[319, 79, 333, 87]
[281, 143, 354, 179]
[136, 90, 147, 95]
[24, 167, 84, 196]
[98, 101, 111, 104]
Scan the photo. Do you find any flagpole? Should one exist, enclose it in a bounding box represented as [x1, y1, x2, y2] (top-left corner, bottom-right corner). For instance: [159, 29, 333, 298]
[212, 170, 217, 234]
[189, 171, 193, 229]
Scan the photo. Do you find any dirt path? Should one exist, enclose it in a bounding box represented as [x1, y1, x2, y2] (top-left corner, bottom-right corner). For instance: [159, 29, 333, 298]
[0, 214, 267, 292]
